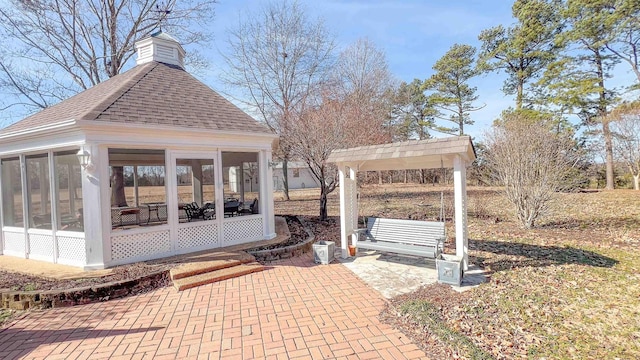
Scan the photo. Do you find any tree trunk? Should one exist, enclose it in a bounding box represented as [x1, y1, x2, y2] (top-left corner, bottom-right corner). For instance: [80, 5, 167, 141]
[596, 51, 614, 190]
[634, 174, 639, 191]
[282, 159, 291, 200]
[111, 166, 128, 207]
[516, 80, 524, 110]
[603, 119, 615, 190]
[319, 185, 328, 221]
[378, 171, 382, 185]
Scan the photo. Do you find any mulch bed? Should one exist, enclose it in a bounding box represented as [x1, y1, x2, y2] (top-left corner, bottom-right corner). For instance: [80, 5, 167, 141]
[0, 262, 171, 292]
[246, 215, 308, 251]
[0, 216, 309, 293]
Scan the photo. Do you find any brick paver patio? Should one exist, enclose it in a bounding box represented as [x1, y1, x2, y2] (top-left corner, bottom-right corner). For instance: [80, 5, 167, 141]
[0, 253, 426, 359]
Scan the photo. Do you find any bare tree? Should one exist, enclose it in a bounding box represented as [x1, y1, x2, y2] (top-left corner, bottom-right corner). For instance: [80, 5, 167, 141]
[289, 38, 393, 220]
[290, 93, 388, 220]
[0, 0, 216, 121]
[333, 38, 392, 99]
[0, 0, 216, 205]
[485, 113, 582, 228]
[610, 104, 640, 190]
[221, 0, 335, 201]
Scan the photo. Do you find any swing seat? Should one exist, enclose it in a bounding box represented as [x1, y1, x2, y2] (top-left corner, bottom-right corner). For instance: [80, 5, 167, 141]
[356, 217, 445, 259]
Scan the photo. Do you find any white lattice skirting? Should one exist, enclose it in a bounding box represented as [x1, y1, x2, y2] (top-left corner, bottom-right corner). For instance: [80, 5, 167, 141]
[2, 230, 26, 257]
[28, 232, 54, 261]
[111, 230, 171, 262]
[57, 235, 86, 266]
[178, 223, 219, 250]
[223, 217, 263, 247]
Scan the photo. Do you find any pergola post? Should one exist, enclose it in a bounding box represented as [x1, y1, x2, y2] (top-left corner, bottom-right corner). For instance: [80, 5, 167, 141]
[338, 164, 350, 258]
[349, 166, 358, 250]
[453, 155, 469, 271]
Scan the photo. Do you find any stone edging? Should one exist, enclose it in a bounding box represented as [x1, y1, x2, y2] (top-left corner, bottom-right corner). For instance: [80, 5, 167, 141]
[248, 216, 316, 262]
[0, 270, 169, 310]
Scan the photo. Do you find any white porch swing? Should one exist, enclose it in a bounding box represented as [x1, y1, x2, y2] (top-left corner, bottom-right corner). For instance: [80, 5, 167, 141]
[327, 136, 476, 271]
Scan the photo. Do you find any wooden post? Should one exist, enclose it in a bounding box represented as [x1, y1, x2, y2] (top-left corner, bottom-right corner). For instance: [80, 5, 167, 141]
[350, 166, 358, 248]
[453, 155, 468, 270]
[339, 165, 349, 258]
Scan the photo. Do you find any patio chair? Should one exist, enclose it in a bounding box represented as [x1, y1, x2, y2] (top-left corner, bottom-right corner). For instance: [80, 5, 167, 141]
[183, 202, 201, 221]
[224, 200, 240, 217]
[201, 202, 215, 220]
[184, 202, 216, 221]
[239, 198, 259, 215]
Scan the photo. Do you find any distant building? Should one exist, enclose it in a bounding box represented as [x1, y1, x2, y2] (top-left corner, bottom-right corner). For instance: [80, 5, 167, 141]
[271, 162, 319, 190]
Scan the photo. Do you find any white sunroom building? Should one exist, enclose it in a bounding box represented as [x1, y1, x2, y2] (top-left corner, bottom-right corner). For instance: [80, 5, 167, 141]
[0, 32, 277, 270]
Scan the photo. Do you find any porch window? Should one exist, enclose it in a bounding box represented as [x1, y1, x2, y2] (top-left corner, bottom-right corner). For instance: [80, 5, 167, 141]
[176, 158, 216, 222]
[26, 153, 52, 229]
[109, 149, 167, 229]
[222, 151, 260, 216]
[1, 157, 24, 227]
[54, 150, 84, 232]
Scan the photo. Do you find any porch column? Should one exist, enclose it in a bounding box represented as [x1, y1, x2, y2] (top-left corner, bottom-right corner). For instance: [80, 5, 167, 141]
[260, 150, 276, 239]
[83, 144, 107, 269]
[453, 155, 469, 270]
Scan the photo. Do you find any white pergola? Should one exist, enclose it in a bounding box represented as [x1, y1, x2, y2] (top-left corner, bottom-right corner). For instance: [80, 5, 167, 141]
[327, 136, 476, 270]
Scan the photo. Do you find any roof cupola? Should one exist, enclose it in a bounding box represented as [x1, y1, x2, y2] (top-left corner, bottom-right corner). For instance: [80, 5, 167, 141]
[135, 31, 186, 69]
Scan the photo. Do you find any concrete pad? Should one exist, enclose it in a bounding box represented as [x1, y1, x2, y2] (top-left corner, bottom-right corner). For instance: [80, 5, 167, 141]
[338, 249, 488, 298]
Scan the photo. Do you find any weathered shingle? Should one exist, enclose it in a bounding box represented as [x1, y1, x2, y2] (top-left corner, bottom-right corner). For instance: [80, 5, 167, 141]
[0, 62, 272, 136]
[327, 136, 476, 168]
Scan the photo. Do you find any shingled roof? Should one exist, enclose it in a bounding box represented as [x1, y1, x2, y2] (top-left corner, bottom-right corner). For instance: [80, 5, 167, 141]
[0, 61, 272, 136]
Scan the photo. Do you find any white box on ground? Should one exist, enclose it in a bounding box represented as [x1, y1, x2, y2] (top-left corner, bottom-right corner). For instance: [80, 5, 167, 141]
[436, 254, 463, 286]
[313, 241, 335, 265]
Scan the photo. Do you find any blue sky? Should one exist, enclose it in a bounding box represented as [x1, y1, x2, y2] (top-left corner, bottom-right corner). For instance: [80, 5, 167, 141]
[2, 0, 634, 137]
[205, 0, 517, 138]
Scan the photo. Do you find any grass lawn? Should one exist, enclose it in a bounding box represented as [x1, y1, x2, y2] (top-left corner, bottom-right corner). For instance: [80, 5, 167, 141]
[276, 184, 640, 359]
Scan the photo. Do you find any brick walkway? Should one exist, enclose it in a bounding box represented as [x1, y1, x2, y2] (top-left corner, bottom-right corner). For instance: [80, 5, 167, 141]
[0, 253, 426, 360]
